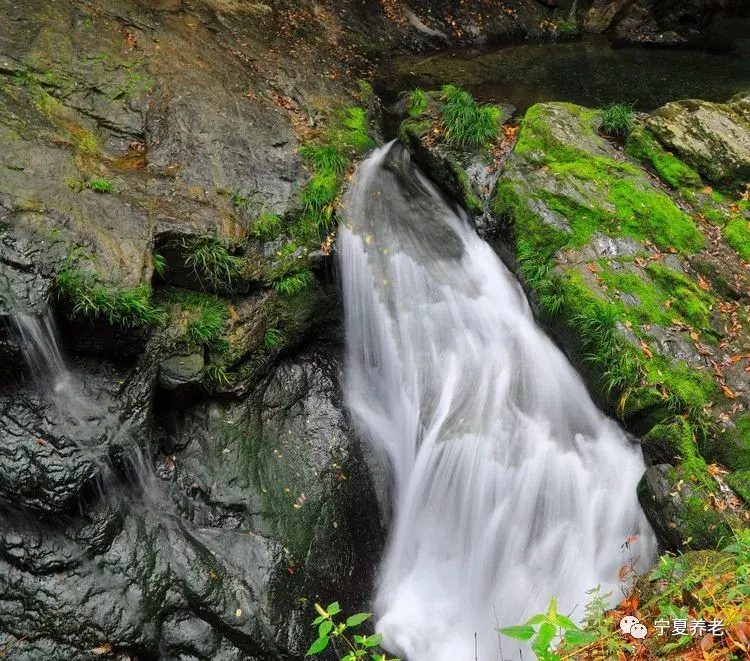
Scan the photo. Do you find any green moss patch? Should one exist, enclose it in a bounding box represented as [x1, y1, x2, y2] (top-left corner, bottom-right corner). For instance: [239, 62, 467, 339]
[626, 125, 702, 189]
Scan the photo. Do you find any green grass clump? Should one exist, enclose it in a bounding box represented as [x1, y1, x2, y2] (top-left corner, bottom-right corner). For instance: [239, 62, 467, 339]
[626, 125, 702, 189]
[273, 270, 314, 297]
[89, 178, 113, 193]
[724, 217, 750, 261]
[300, 144, 347, 175]
[302, 172, 338, 213]
[152, 252, 167, 278]
[440, 84, 501, 147]
[406, 88, 428, 118]
[179, 235, 243, 293]
[56, 266, 165, 328]
[168, 293, 229, 346]
[203, 362, 231, 389]
[263, 327, 285, 349]
[232, 193, 249, 209]
[252, 213, 284, 241]
[600, 102, 635, 137]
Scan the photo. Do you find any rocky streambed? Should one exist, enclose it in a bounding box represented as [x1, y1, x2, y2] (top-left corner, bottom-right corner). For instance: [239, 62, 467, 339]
[0, 0, 748, 659]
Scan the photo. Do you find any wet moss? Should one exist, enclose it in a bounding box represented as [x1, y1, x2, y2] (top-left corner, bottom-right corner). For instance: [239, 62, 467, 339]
[724, 217, 750, 261]
[625, 125, 702, 189]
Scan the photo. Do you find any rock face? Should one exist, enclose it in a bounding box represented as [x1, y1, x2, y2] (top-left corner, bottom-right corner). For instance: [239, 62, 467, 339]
[398, 93, 749, 552]
[0, 1, 384, 659]
[647, 95, 750, 185]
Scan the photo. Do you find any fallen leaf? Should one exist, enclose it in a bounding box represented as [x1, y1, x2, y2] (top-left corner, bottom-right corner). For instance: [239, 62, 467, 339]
[639, 340, 653, 359]
[91, 644, 113, 656]
[721, 384, 736, 399]
[697, 275, 710, 291]
[586, 263, 598, 273]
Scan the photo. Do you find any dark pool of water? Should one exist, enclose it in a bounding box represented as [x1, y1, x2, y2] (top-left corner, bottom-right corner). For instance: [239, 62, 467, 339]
[378, 27, 750, 112]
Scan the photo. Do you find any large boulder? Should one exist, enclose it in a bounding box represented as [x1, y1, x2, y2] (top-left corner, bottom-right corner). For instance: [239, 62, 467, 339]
[646, 96, 750, 185]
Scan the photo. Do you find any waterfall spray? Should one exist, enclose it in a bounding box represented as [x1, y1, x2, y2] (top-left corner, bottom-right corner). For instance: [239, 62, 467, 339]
[339, 142, 656, 660]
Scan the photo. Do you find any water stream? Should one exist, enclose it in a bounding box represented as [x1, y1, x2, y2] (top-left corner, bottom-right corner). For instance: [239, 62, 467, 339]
[339, 142, 657, 660]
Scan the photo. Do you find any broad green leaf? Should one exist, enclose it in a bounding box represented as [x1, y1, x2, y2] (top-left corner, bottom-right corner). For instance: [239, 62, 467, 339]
[554, 614, 578, 630]
[312, 615, 325, 625]
[532, 622, 556, 654]
[563, 629, 598, 646]
[364, 633, 383, 648]
[318, 621, 333, 637]
[498, 625, 536, 641]
[306, 635, 329, 656]
[342, 653, 356, 661]
[346, 613, 372, 627]
[327, 602, 341, 615]
[525, 614, 546, 626]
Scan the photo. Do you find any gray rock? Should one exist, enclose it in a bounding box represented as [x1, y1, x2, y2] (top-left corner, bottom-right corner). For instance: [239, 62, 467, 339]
[159, 351, 205, 391]
[647, 98, 750, 184]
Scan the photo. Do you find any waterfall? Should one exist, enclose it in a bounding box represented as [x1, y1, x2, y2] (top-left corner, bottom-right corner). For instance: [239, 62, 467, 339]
[339, 142, 656, 660]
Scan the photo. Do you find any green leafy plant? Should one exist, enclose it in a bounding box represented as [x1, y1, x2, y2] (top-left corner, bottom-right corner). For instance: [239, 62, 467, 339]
[252, 213, 284, 241]
[307, 602, 400, 661]
[89, 178, 113, 193]
[56, 264, 166, 328]
[499, 597, 597, 660]
[203, 361, 231, 389]
[179, 235, 243, 293]
[406, 88, 427, 118]
[273, 270, 314, 297]
[600, 103, 635, 137]
[233, 192, 250, 209]
[300, 144, 347, 175]
[263, 327, 285, 349]
[187, 297, 228, 346]
[440, 84, 501, 147]
[152, 252, 168, 278]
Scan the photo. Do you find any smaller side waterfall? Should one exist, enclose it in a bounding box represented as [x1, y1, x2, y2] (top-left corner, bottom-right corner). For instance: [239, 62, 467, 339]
[340, 143, 657, 661]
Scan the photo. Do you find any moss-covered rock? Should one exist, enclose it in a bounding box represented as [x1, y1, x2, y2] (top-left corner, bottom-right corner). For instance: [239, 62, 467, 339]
[646, 96, 750, 186]
[637, 464, 736, 551]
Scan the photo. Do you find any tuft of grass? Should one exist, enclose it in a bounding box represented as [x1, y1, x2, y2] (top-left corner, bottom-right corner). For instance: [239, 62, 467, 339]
[300, 144, 347, 175]
[203, 362, 231, 390]
[263, 327, 285, 349]
[406, 88, 428, 118]
[89, 178, 113, 193]
[232, 193, 249, 209]
[273, 270, 314, 297]
[252, 213, 284, 242]
[302, 172, 338, 213]
[152, 252, 167, 278]
[600, 103, 635, 137]
[186, 295, 228, 346]
[56, 264, 166, 328]
[440, 84, 501, 147]
[179, 235, 243, 293]
[724, 217, 750, 261]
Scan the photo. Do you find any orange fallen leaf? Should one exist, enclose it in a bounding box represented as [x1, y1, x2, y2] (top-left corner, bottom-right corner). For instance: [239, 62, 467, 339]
[697, 275, 710, 291]
[639, 340, 653, 359]
[721, 384, 736, 399]
[586, 263, 598, 273]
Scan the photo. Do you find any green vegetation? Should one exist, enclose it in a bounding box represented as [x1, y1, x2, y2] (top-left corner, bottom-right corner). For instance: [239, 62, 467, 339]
[89, 177, 113, 193]
[625, 125, 701, 189]
[724, 216, 750, 261]
[440, 84, 501, 147]
[56, 262, 165, 328]
[499, 530, 749, 659]
[599, 102, 635, 137]
[405, 88, 427, 118]
[263, 327, 285, 349]
[168, 292, 229, 346]
[273, 270, 314, 297]
[232, 193, 249, 209]
[178, 235, 243, 293]
[306, 601, 399, 661]
[300, 145, 347, 175]
[152, 252, 167, 278]
[252, 213, 284, 241]
[203, 361, 231, 390]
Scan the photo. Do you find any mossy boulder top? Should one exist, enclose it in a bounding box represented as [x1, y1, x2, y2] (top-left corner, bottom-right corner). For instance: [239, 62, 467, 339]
[646, 93, 750, 185]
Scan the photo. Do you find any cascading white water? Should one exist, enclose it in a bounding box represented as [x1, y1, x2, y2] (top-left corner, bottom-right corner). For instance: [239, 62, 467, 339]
[339, 142, 657, 661]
